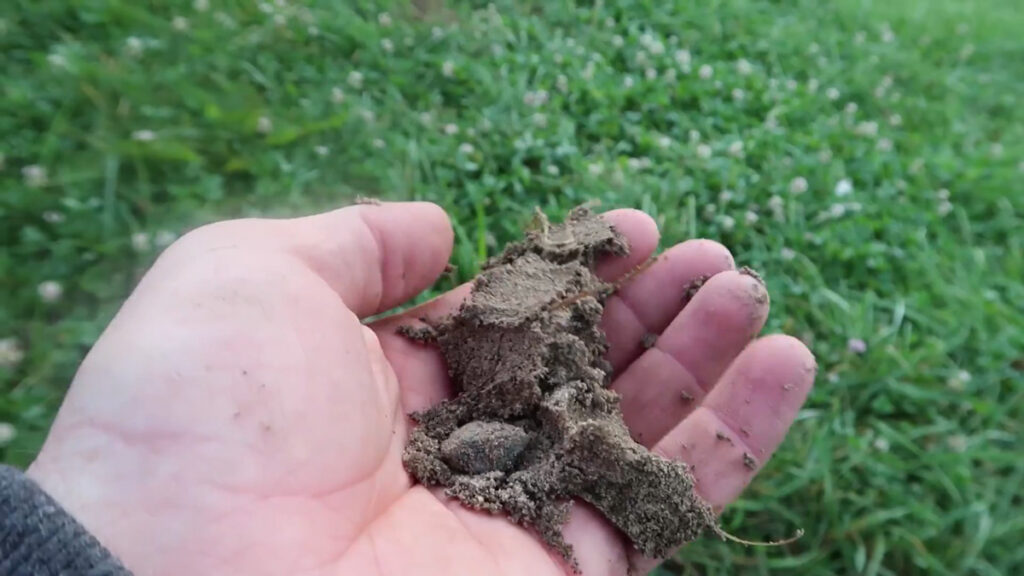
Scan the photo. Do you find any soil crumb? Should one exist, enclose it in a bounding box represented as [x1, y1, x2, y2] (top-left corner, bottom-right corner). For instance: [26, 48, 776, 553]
[401, 206, 716, 567]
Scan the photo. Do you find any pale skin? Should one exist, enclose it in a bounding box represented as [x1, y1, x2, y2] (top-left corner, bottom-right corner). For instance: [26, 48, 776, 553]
[27, 202, 816, 576]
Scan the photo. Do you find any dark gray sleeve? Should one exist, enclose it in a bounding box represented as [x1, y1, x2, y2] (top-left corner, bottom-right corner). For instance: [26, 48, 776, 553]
[0, 464, 133, 576]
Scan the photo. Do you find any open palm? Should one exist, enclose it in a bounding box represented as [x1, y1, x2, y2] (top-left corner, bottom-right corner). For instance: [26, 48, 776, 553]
[28, 202, 815, 576]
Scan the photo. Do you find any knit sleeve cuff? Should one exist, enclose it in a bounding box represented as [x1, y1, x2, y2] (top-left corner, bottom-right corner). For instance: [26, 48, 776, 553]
[0, 464, 133, 576]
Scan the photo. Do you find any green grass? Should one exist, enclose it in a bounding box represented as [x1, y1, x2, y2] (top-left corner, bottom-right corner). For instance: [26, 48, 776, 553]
[2, 0, 1023, 574]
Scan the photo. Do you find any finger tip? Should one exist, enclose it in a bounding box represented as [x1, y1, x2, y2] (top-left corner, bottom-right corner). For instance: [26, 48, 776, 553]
[750, 334, 818, 395]
[602, 208, 660, 255]
[683, 238, 736, 271]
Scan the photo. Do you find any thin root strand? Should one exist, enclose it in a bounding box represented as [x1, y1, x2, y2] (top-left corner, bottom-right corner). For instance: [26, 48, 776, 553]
[713, 526, 805, 547]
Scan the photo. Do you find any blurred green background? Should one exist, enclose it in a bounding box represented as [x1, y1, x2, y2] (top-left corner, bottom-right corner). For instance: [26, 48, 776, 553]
[1, 0, 1022, 574]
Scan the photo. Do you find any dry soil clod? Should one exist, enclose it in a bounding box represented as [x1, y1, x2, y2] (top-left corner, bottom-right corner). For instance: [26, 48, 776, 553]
[400, 206, 718, 567]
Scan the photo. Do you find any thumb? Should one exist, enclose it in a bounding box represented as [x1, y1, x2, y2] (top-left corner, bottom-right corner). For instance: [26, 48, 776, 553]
[284, 201, 454, 318]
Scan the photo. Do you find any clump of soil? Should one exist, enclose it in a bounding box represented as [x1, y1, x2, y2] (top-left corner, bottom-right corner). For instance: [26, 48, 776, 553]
[400, 206, 716, 567]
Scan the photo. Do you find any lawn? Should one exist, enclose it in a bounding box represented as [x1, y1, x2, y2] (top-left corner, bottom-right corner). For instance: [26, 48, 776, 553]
[1, 0, 1022, 574]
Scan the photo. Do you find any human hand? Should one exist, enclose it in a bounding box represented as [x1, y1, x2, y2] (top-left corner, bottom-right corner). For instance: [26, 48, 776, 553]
[27, 202, 815, 576]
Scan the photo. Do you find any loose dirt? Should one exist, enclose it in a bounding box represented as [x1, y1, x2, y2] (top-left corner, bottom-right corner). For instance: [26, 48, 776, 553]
[400, 206, 717, 568]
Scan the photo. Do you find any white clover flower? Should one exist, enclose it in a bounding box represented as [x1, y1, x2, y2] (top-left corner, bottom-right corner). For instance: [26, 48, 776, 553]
[881, 24, 895, 44]
[331, 86, 345, 103]
[744, 210, 759, 225]
[380, 38, 394, 53]
[256, 116, 273, 133]
[358, 108, 375, 123]
[845, 102, 859, 115]
[172, 16, 189, 31]
[719, 215, 736, 231]
[0, 338, 25, 369]
[582, 60, 596, 80]
[443, 123, 459, 135]
[834, 178, 854, 197]
[790, 176, 808, 195]
[432, 26, 444, 39]
[855, 121, 878, 137]
[736, 58, 753, 76]
[47, 52, 68, 69]
[273, 13, 287, 26]
[728, 140, 744, 157]
[937, 200, 953, 216]
[657, 135, 672, 149]
[314, 145, 329, 157]
[0, 422, 16, 446]
[378, 12, 392, 27]
[155, 230, 177, 247]
[826, 87, 840, 101]
[947, 434, 968, 453]
[546, 165, 560, 176]
[696, 143, 712, 159]
[38, 280, 63, 303]
[889, 113, 902, 126]
[523, 90, 549, 107]
[877, 138, 893, 152]
[719, 190, 734, 203]
[556, 74, 569, 93]
[854, 31, 867, 44]
[698, 64, 713, 79]
[372, 138, 386, 149]
[131, 129, 156, 142]
[442, 60, 455, 77]
[193, 0, 209, 11]
[612, 35, 624, 48]
[991, 142, 1004, 158]
[645, 67, 657, 80]
[873, 437, 890, 452]
[214, 12, 236, 28]
[623, 75, 635, 88]
[587, 162, 604, 176]
[664, 68, 677, 83]
[125, 36, 144, 57]
[688, 129, 701, 143]
[348, 70, 364, 89]
[649, 40, 665, 55]
[780, 247, 796, 261]
[43, 211, 65, 224]
[847, 338, 867, 354]
[22, 165, 48, 187]
[732, 88, 745, 101]
[458, 143, 474, 155]
[818, 148, 833, 164]
[807, 78, 819, 92]
[131, 232, 151, 252]
[532, 113, 547, 127]
[674, 49, 691, 68]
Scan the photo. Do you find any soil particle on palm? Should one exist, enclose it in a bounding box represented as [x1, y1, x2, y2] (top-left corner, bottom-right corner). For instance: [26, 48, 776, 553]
[641, 332, 658, 350]
[401, 207, 716, 566]
[743, 452, 758, 470]
[681, 274, 710, 307]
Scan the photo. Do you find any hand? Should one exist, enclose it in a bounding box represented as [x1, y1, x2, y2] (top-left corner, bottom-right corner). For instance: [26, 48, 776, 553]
[27, 202, 815, 576]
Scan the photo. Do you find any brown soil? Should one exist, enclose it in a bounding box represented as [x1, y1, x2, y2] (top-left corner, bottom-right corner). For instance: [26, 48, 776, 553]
[400, 207, 716, 568]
